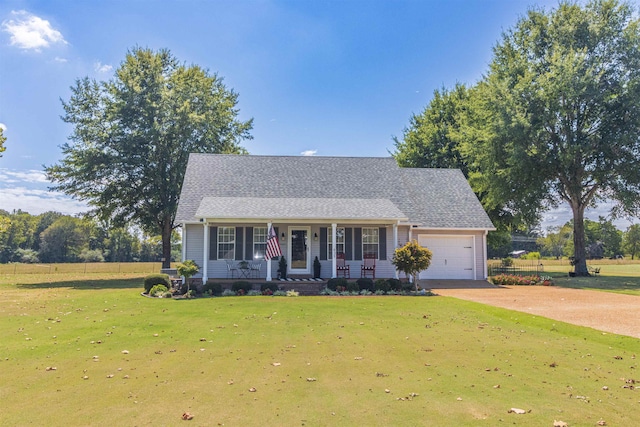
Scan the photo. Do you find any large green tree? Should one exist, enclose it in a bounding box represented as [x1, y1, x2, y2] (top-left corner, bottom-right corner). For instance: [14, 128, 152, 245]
[39, 217, 90, 263]
[474, 0, 640, 275]
[0, 126, 6, 157]
[47, 47, 252, 267]
[623, 224, 640, 259]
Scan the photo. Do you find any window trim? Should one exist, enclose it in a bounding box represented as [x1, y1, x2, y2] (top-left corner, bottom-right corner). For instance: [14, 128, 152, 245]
[328, 227, 346, 260]
[217, 226, 236, 260]
[253, 226, 268, 260]
[362, 227, 379, 259]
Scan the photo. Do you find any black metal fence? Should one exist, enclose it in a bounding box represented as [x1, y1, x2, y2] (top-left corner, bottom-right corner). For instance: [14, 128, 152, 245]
[487, 261, 545, 277]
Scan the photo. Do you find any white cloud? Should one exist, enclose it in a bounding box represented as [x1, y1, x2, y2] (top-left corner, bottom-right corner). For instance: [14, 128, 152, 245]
[0, 123, 6, 132]
[1, 10, 67, 51]
[0, 187, 87, 215]
[301, 150, 317, 156]
[0, 168, 48, 184]
[53, 56, 67, 63]
[94, 61, 113, 73]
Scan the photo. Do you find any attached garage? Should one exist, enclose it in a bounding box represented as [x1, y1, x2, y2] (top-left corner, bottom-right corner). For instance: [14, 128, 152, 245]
[418, 235, 475, 280]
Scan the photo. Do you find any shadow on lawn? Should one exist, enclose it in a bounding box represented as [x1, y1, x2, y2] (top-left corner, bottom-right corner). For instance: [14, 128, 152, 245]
[554, 275, 640, 293]
[16, 277, 142, 290]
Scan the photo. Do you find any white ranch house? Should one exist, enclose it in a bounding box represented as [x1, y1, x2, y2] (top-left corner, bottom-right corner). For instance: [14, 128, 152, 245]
[176, 154, 495, 282]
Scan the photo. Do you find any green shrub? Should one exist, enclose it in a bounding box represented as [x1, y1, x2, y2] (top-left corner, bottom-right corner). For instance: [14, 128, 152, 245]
[162, 291, 173, 298]
[374, 279, 391, 293]
[387, 278, 402, 291]
[356, 278, 374, 292]
[260, 283, 280, 293]
[144, 274, 171, 293]
[346, 281, 359, 293]
[501, 257, 514, 267]
[401, 281, 415, 292]
[149, 284, 169, 297]
[327, 278, 348, 291]
[203, 282, 223, 296]
[232, 281, 253, 295]
[490, 274, 541, 286]
[521, 251, 541, 260]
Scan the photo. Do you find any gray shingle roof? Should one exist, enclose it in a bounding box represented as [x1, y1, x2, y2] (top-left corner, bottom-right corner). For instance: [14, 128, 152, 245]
[195, 197, 408, 221]
[176, 154, 494, 229]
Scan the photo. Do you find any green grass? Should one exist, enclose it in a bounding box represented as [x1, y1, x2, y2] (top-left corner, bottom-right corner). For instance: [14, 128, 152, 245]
[1, 273, 639, 426]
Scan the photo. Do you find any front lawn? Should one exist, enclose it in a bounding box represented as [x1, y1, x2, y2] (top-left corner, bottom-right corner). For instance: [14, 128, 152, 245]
[1, 273, 638, 426]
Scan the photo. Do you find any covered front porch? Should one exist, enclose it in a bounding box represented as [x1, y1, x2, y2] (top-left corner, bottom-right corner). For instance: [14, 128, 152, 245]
[182, 196, 409, 283]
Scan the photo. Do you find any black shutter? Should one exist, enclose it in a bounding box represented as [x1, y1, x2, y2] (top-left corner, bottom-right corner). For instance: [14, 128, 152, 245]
[245, 227, 253, 260]
[209, 226, 218, 260]
[235, 227, 243, 260]
[379, 227, 387, 260]
[354, 228, 362, 261]
[345, 228, 353, 260]
[320, 227, 328, 260]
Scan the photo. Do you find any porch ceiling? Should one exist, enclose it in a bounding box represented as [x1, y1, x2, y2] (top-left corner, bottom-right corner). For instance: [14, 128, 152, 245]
[194, 197, 408, 222]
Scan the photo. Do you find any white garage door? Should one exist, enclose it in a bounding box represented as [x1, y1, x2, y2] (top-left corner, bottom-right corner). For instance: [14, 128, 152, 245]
[418, 236, 475, 280]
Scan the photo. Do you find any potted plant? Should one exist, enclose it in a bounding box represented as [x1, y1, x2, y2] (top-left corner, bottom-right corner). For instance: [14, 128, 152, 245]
[278, 256, 287, 280]
[313, 256, 321, 279]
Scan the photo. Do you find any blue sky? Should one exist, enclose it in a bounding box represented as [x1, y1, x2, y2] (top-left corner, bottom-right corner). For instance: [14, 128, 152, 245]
[0, 0, 632, 229]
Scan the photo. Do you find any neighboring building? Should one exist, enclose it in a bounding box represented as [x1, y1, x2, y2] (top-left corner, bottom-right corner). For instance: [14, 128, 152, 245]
[176, 154, 495, 282]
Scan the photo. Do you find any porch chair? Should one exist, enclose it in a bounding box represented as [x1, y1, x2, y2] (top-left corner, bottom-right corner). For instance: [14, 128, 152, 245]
[226, 260, 238, 279]
[361, 253, 376, 279]
[249, 261, 262, 279]
[336, 252, 350, 278]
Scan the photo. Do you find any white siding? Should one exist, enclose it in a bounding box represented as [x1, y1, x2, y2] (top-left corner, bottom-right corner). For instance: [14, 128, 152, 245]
[185, 224, 204, 278]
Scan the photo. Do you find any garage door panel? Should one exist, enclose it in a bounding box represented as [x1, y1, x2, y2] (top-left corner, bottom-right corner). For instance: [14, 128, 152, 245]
[418, 236, 474, 280]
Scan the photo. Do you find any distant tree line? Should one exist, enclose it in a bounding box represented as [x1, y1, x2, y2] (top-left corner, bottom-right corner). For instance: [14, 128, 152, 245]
[0, 209, 181, 264]
[490, 218, 640, 260]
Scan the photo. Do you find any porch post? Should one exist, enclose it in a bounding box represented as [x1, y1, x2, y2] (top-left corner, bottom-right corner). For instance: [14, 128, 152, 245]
[483, 230, 488, 279]
[407, 227, 413, 283]
[202, 222, 209, 284]
[393, 223, 399, 279]
[266, 222, 273, 281]
[181, 224, 187, 262]
[331, 223, 337, 278]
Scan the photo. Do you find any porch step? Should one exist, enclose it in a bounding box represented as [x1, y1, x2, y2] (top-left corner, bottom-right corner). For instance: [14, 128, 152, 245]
[278, 281, 325, 296]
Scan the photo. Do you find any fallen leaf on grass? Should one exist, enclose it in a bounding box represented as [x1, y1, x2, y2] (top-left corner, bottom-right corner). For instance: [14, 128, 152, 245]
[306, 378, 317, 382]
[272, 362, 281, 366]
[597, 421, 607, 426]
[249, 387, 256, 392]
[553, 421, 567, 427]
[121, 350, 129, 354]
[507, 408, 526, 414]
[181, 412, 193, 420]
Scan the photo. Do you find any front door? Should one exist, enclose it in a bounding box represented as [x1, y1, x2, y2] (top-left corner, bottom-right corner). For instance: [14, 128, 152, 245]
[288, 227, 310, 274]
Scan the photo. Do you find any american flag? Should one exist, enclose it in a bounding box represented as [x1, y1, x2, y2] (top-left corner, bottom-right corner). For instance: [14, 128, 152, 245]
[265, 225, 282, 260]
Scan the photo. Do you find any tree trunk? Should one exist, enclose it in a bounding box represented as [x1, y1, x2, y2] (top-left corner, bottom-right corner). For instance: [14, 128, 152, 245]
[571, 203, 589, 276]
[161, 219, 172, 269]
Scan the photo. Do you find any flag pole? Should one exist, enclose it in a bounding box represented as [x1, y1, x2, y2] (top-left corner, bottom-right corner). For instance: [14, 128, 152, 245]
[266, 222, 272, 281]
